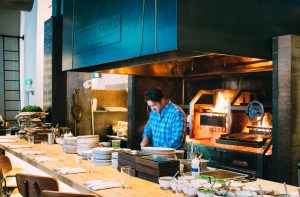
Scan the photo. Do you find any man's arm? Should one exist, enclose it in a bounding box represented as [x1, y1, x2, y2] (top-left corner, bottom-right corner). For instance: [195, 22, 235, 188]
[140, 117, 152, 147]
[140, 136, 149, 147]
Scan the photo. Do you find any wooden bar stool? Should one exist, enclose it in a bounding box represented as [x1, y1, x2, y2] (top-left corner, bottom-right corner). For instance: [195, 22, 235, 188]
[41, 190, 98, 197]
[16, 173, 59, 197]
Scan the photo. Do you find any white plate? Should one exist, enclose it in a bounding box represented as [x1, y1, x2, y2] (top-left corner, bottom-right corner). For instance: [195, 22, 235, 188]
[93, 147, 114, 154]
[141, 147, 175, 153]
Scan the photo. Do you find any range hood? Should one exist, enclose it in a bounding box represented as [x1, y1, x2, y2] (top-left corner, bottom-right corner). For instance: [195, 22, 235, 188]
[62, 0, 300, 77]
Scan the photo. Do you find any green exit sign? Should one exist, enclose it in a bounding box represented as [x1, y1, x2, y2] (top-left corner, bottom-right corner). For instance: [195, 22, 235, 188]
[25, 79, 32, 85]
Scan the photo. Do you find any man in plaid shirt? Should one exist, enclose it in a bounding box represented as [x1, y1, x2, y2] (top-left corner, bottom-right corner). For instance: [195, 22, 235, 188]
[140, 87, 186, 150]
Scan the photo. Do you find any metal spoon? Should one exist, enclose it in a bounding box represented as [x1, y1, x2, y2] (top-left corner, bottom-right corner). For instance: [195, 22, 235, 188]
[225, 181, 231, 196]
[173, 170, 180, 178]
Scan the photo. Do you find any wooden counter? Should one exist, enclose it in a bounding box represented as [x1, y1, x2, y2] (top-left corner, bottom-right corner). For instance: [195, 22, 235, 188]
[0, 138, 175, 197]
[0, 137, 299, 196]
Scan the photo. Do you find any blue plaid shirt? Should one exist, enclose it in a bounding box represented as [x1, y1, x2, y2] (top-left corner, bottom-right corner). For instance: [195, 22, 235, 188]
[143, 101, 186, 149]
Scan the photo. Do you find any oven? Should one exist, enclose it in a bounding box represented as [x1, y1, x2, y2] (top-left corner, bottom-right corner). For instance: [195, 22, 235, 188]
[189, 89, 272, 178]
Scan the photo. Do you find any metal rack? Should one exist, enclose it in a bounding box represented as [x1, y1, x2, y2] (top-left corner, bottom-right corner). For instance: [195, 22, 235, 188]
[1, 35, 24, 126]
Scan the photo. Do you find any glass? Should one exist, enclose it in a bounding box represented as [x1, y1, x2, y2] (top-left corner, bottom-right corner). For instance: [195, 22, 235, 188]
[58, 145, 66, 161]
[121, 166, 131, 190]
[6, 128, 11, 136]
[112, 140, 121, 149]
[88, 157, 96, 174]
[28, 136, 34, 148]
[40, 141, 48, 154]
[15, 132, 20, 143]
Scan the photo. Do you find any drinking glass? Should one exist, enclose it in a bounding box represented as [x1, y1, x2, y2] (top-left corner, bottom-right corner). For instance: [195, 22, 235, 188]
[121, 166, 131, 190]
[28, 136, 34, 148]
[112, 140, 121, 149]
[58, 145, 66, 161]
[15, 132, 20, 143]
[88, 157, 96, 174]
[6, 128, 11, 136]
[40, 141, 48, 154]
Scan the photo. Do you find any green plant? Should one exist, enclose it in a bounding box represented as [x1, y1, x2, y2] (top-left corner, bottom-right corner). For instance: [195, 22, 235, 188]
[21, 105, 43, 112]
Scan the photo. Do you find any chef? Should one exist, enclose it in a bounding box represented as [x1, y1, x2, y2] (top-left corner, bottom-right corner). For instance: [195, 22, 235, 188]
[140, 87, 186, 150]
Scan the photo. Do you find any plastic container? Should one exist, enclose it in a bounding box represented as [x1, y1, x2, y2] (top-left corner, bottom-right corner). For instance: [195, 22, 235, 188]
[191, 156, 200, 178]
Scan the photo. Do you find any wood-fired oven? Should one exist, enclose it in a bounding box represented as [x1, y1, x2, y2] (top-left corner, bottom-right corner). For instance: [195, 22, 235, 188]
[189, 89, 272, 178]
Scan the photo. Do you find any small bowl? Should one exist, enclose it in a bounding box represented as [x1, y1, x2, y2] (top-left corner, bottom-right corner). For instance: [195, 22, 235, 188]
[100, 142, 111, 147]
[158, 176, 176, 190]
[197, 188, 216, 197]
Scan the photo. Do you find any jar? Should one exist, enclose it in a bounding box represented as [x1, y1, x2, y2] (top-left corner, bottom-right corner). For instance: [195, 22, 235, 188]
[112, 152, 118, 169]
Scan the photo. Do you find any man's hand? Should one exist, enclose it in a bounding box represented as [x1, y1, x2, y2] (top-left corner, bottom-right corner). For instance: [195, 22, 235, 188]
[140, 136, 149, 147]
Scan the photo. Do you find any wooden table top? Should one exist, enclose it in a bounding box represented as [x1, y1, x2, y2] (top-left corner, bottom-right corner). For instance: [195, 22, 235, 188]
[0, 138, 176, 197]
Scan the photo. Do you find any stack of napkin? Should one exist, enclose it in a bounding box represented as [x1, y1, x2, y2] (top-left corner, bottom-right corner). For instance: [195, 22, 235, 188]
[8, 144, 31, 149]
[54, 167, 86, 175]
[84, 180, 122, 191]
[18, 150, 43, 155]
[34, 157, 57, 163]
[0, 139, 16, 143]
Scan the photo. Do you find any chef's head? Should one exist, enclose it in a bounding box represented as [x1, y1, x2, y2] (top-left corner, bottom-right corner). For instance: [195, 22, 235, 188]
[144, 87, 168, 113]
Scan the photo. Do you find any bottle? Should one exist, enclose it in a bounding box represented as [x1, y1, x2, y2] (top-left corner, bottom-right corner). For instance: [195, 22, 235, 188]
[191, 155, 200, 178]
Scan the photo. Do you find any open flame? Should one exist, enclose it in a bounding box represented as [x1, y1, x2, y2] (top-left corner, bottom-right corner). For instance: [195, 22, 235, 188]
[257, 112, 272, 128]
[213, 92, 230, 113]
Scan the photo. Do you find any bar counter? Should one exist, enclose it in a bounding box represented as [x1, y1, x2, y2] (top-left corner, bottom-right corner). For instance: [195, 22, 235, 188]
[0, 138, 175, 197]
[0, 137, 299, 196]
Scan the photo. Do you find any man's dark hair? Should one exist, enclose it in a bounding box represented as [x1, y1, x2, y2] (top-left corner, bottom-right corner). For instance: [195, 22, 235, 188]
[144, 87, 165, 102]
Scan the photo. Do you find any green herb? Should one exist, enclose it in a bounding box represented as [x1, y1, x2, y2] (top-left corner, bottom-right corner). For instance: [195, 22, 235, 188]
[198, 175, 210, 180]
[213, 178, 226, 184]
[198, 188, 215, 194]
[21, 105, 43, 112]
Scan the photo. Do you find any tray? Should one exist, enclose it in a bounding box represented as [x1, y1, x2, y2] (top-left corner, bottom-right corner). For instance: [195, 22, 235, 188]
[200, 169, 247, 180]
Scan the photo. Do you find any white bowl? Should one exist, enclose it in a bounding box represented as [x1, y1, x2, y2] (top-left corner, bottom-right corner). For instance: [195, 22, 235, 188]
[235, 190, 257, 196]
[158, 176, 176, 189]
[178, 175, 196, 181]
[100, 142, 111, 147]
[197, 189, 215, 197]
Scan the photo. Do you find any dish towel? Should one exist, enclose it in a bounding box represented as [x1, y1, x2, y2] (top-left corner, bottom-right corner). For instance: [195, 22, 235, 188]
[18, 150, 43, 155]
[84, 180, 122, 190]
[8, 144, 31, 149]
[54, 167, 86, 175]
[34, 157, 57, 163]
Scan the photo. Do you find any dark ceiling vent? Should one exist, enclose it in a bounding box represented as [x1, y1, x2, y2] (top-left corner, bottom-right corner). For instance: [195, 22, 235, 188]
[0, 0, 34, 12]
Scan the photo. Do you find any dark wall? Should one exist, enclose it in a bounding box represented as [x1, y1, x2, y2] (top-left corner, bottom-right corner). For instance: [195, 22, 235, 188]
[128, 76, 183, 149]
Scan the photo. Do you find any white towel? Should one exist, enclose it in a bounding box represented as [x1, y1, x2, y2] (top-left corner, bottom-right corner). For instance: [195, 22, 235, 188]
[19, 150, 43, 155]
[54, 167, 86, 175]
[34, 157, 57, 163]
[8, 144, 31, 149]
[84, 180, 122, 190]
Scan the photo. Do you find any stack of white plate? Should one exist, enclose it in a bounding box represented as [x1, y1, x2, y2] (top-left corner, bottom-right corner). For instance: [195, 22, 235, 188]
[141, 147, 176, 158]
[80, 149, 93, 159]
[77, 135, 99, 154]
[63, 137, 77, 154]
[92, 147, 113, 166]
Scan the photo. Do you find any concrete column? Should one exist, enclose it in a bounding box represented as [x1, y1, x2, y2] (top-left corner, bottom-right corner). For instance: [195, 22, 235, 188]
[272, 35, 300, 184]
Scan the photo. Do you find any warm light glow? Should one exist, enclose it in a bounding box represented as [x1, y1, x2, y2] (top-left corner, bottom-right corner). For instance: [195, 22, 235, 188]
[257, 113, 272, 128]
[213, 92, 230, 113]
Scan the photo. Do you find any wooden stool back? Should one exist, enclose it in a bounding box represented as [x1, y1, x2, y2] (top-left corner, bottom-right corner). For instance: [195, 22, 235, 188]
[41, 190, 97, 197]
[0, 155, 12, 177]
[16, 173, 59, 197]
